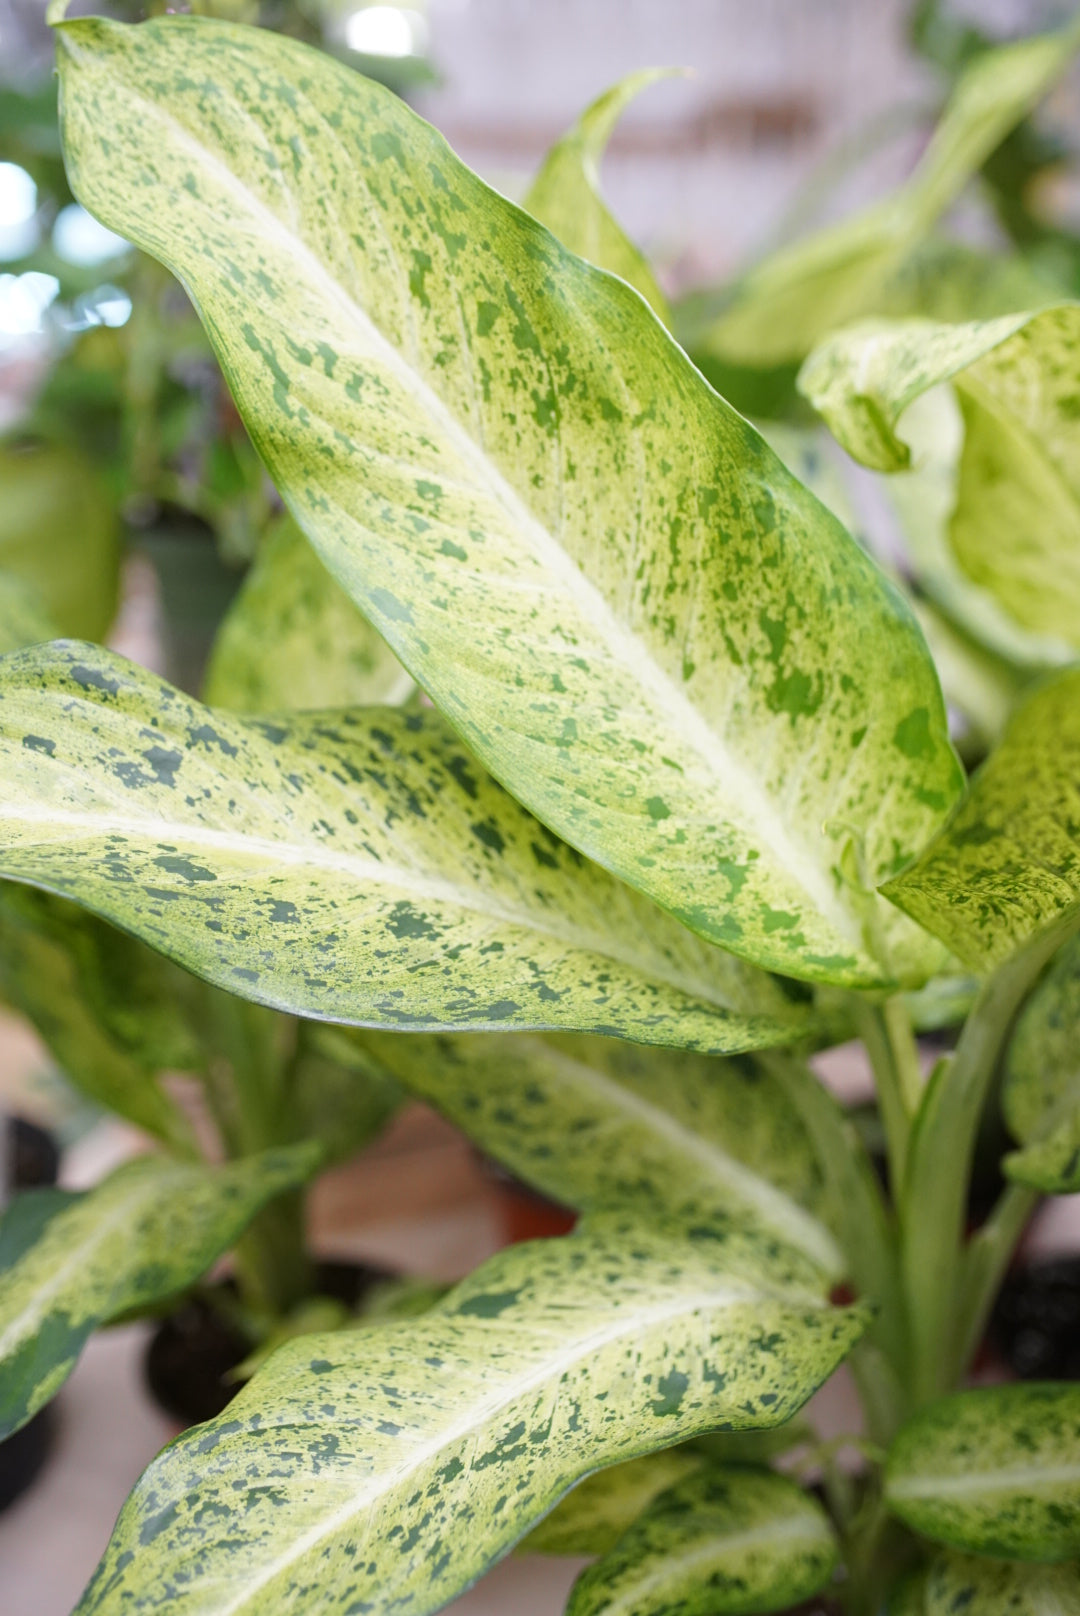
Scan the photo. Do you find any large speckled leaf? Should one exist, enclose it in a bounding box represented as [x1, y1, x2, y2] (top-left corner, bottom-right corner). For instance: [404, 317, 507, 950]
[0, 883, 198, 1146]
[203, 514, 415, 713]
[884, 669, 1080, 972]
[924, 1553, 1080, 1616]
[885, 1384, 1080, 1561]
[565, 1466, 838, 1616]
[0, 440, 120, 641]
[524, 71, 672, 324]
[0, 1144, 319, 1441]
[53, 13, 963, 990]
[799, 306, 1080, 647]
[1003, 934, 1080, 1193]
[352, 1031, 845, 1275]
[0, 642, 816, 1051]
[678, 22, 1080, 369]
[73, 1214, 866, 1616]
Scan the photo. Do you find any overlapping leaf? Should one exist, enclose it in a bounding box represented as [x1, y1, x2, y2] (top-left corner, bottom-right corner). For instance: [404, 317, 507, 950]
[923, 1552, 1080, 1616]
[799, 305, 1080, 647]
[354, 1031, 845, 1275]
[203, 514, 415, 713]
[565, 1466, 838, 1616]
[885, 1383, 1080, 1561]
[0, 642, 819, 1051]
[884, 669, 1080, 972]
[0, 1144, 319, 1440]
[53, 12, 963, 988]
[1004, 934, 1080, 1193]
[524, 71, 673, 323]
[677, 22, 1080, 368]
[73, 1213, 866, 1616]
[521, 1450, 705, 1557]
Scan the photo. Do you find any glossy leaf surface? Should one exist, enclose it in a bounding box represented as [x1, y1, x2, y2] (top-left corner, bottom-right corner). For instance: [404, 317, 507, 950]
[924, 1553, 1080, 1616]
[203, 514, 415, 713]
[565, 1466, 838, 1616]
[1004, 934, 1080, 1193]
[885, 1383, 1080, 1561]
[0, 642, 816, 1051]
[74, 1214, 865, 1616]
[357, 1031, 845, 1275]
[0, 1145, 319, 1440]
[884, 669, 1080, 972]
[524, 71, 672, 323]
[54, 13, 963, 988]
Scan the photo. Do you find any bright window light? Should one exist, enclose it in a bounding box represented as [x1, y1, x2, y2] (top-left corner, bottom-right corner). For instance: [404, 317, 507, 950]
[0, 163, 36, 228]
[344, 5, 428, 57]
[0, 271, 60, 341]
[53, 203, 130, 268]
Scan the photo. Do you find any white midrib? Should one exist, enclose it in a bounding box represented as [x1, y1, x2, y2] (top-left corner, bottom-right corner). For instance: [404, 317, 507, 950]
[0, 804, 741, 1016]
[534, 1041, 842, 1274]
[194, 1280, 769, 1616]
[595, 1518, 830, 1616]
[74, 62, 859, 953]
[890, 1461, 1080, 1500]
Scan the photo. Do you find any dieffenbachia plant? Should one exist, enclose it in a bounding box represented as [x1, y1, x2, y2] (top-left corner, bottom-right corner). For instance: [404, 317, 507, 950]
[0, 8, 1076, 1614]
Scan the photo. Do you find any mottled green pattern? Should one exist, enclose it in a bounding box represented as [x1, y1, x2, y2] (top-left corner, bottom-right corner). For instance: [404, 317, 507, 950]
[0, 1146, 318, 1440]
[800, 306, 1080, 646]
[566, 1466, 838, 1616]
[924, 1552, 1080, 1615]
[0, 884, 197, 1146]
[884, 670, 1080, 971]
[0, 642, 817, 1050]
[524, 71, 672, 323]
[1004, 934, 1080, 1192]
[681, 23, 1080, 367]
[357, 1032, 844, 1275]
[203, 514, 415, 713]
[0, 440, 119, 641]
[54, 15, 963, 989]
[74, 1214, 865, 1616]
[886, 1383, 1080, 1561]
[522, 1451, 705, 1556]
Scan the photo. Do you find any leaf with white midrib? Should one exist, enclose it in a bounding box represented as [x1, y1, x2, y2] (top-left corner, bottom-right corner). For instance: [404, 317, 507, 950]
[73, 1214, 866, 1616]
[0, 642, 819, 1051]
[53, 13, 963, 989]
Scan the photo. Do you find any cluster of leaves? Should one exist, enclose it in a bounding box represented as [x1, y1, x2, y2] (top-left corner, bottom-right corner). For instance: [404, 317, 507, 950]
[0, 4, 1079, 1613]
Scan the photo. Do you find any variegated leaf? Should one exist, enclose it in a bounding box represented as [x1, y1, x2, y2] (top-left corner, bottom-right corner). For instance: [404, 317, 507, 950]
[203, 514, 415, 713]
[0, 1144, 319, 1440]
[924, 1552, 1080, 1616]
[521, 1450, 705, 1557]
[524, 71, 673, 324]
[1004, 933, 1080, 1193]
[73, 1213, 866, 1616]
[565, 1466, 838, 1616]
[53, 12, 963, 989]
[0, 642, 816, 1052]
[885, 1383, 1080, 1561]
[884, 669, 1080, 972]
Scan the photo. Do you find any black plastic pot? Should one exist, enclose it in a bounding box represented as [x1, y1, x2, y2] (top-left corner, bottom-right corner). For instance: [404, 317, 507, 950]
[145, 1260, 393, 1428]
[0, 1114, 61, 1513]
[989, 1256, 1080, 1380]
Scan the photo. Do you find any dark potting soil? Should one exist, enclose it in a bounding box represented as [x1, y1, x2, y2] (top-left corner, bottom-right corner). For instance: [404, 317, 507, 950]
[144, 1260, 394, 1427]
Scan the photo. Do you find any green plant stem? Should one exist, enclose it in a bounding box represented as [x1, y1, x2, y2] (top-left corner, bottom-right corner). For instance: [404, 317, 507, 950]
[858, 997, 922, 1192]
[900, 917, 1077, 1407]
[232, 1188, 313, 1320]
[952, 1179, 1038, 1381]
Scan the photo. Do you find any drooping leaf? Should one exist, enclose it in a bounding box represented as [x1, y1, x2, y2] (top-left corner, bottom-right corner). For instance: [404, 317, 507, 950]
[53, 12, 963, 990]
[677, 21, 1080, 368]
[0, 642, 819, 1052]
[522, 1449, 705, 1556]
[800, 306, 1080, 650]
[524, 70, 674, 324]
[353, 1031, 845, 1276]
[0, 1144, 319, 1440]
[0, 569, 58, 655]
[885, 1383, 1080, 1561]
[883, 669, 1080, 972]
[924, 1552, 1080, 1616]
[565, 1466, 838, 1616]
[0, 883, 198, 1145]
[202, 514, 415, 713]
[0, 439, 120, 641]
[73, 1213, 866, 1616]
[1003, 933, 1080, 1193]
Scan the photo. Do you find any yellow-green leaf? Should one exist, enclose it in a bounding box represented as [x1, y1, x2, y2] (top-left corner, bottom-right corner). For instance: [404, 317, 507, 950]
[924, 1552, 1080, 1616]
[1004, 933, 1080, 1193]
